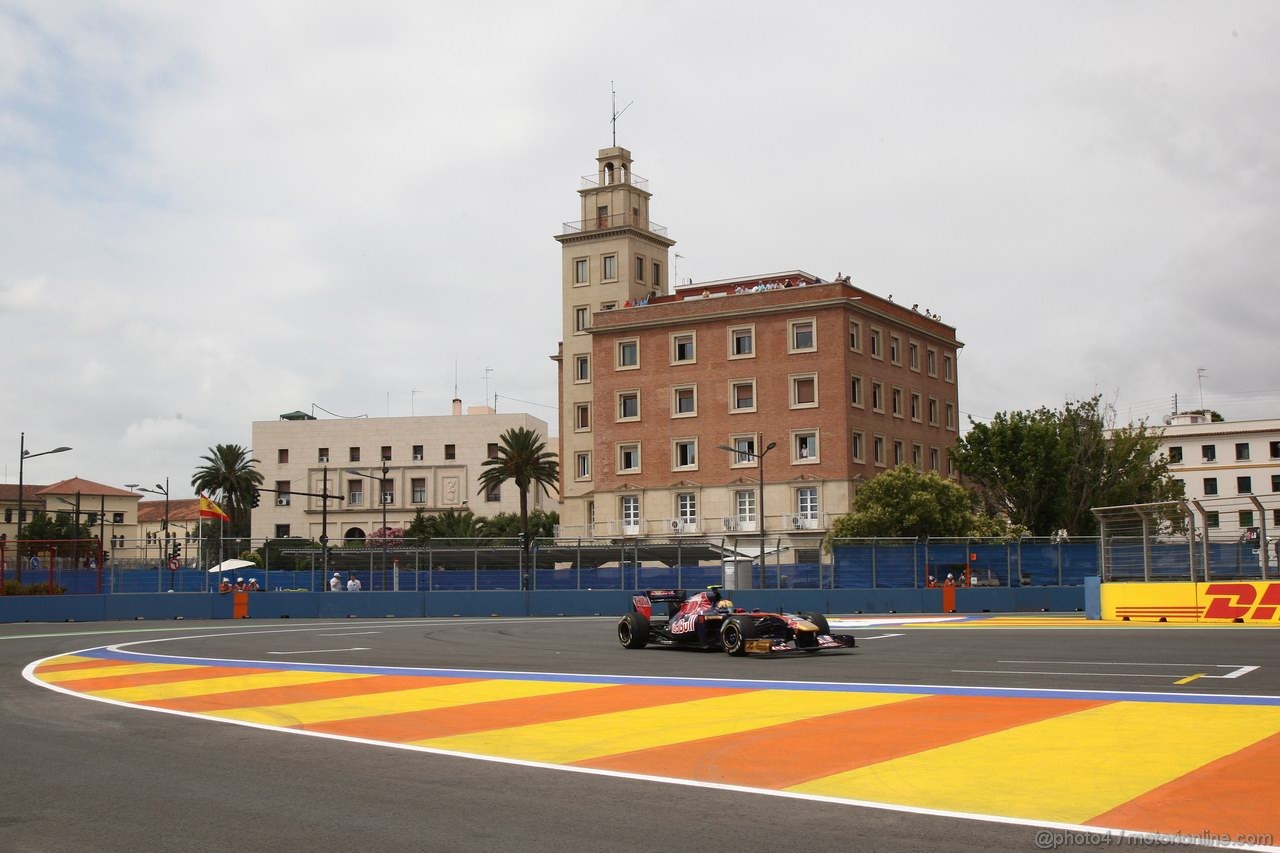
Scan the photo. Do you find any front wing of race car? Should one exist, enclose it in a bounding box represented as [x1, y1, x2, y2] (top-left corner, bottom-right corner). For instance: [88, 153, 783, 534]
[743, 632, 857, 655]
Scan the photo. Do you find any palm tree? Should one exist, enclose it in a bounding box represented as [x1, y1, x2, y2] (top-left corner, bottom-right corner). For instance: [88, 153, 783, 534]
[191, 444, 264, 533]
[476, 427, 559, 554]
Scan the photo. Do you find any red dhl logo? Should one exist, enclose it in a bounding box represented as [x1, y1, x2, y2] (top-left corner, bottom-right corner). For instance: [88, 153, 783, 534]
[1202, 582, 1280, 621]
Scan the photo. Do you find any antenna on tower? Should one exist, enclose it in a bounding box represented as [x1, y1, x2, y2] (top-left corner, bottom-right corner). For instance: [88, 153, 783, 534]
[611, 81, 632, 147]
[483, 367, 494, 409]
[453, 361, 459, 401]
[1197, 368, 1208, 410]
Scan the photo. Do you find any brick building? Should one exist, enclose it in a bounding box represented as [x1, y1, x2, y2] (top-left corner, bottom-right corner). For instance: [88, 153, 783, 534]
[553, 146, 962, 558]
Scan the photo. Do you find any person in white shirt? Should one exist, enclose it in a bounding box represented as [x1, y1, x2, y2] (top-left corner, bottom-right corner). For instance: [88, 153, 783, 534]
[346, 574, 361, 592]
[329, 573, 341, 592]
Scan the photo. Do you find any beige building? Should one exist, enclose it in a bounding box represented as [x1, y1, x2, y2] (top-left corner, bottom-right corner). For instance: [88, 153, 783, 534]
[250, 402, 559, 543]
[552, 146, 962, 559]
[1, 478, 140, 563]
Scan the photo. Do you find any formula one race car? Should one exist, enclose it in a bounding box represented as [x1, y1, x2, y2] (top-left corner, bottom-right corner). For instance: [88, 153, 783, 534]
[617, 586, 857, 656]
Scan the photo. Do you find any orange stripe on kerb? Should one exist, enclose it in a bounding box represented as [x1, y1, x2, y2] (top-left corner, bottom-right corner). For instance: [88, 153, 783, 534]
[1088, 729, 1280, 839]
[312, 683, 747, 742]
[58, 665, 273, 692]
[578, 694, 1109, 786]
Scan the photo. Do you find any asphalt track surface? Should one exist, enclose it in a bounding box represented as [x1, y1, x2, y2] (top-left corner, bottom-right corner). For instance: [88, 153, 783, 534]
[4, 614, 1280, 853]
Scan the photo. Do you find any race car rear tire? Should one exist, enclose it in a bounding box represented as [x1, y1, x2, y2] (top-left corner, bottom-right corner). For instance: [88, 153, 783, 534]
[800, 611, 831, 635]
[618, 612, 650, 649]
[721, 615, 754, 656]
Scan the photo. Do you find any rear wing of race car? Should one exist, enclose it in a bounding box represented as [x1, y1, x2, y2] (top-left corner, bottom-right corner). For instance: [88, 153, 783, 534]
[631, 589, 687, 621]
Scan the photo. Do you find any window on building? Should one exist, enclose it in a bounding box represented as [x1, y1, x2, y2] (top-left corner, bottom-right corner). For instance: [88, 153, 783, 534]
[1238, 476, 1252, 494]
[574, 257, 588, 284]
[444, 444, 455, 460]
[874, 435, 885, 466]
[380, 478, 395, 504]
[850, 374, 864, 407]
[731, 435, 757, 465]
[676, 493, 697, 525]
[926, 348, 937, 376]
[635, 255, 645, 282]
[1206, 511, 1220, 528]
[735, 490, 756, 525]
[1271, 440, 1280, 459]
[729, 326, 754, 357]
[412, 478, 427, 503]
[485, 482, 500, 502]
[112, 512, 124, 524]
[278, 449, 289, 464]
[602, 254, 617, 280]
[487, 443, 499, 459]
[575, 404, 590, 431]
[619, 444, 640, 472]
[574, 306, 589, 332]
[1236, 442, 1251, 461]
[349, 447, 360, 463]
[653, 261, 662, 287]
[275, 481, 291, 506]
[673, 386, 696, 416]
[943, 354, 954, 381]
[617, 340, 638, 368]
[910, 391, 922, 422]
[1274, 509, 1280, 526]
[275, 524, 291, 538]
[891, 386, 903, 417]
[575, 355, 590, 382]
[889, 334, 901, 365]
[618, 391, 640, 420]
[797, 487, 818, 523]
[731, 380, 756, 412]
[893, 439, 905, 466]
[1202, 444, 1216, 462]
[930, 447, 939, 471]
[870, 328, 882, 359]
[794, 431, 818, 462]
[621, 495, 640, 530]
[1204, 477, 1218, 496]
[674, 439, 697, 469]
[912, 442, 923, 469]
[872, 381, 885, 413]
[789, 319, 815, 352]
[1271, 474, 1280, 493]
[946, 402, 956, 430]
[318, 447, 329, 463]
[575, 452, 591, 480]
[381, 445, 391, 461]
[1168, 446, 1183, 463]
[412, 444, 424, 461]
[672, 333, 696, 363]
[348, 481, 364, 505]
[1240, 510, 1254, 528]
[908, 342, 919, 371]
[851, 430, 864, 462]
[928, 397, 938, 425]
[849, 320, 862, 352]
[791, 374, 817, 407]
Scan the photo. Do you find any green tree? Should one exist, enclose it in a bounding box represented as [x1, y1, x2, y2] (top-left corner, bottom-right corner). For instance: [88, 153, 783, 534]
[485, 510, 560, 542]
[21, 511, 92, 543]
[824, 466, 982, 548]
[191, 444, 263, 536]
[951, 396, 1182, 536]
[476, 427, 559, 554]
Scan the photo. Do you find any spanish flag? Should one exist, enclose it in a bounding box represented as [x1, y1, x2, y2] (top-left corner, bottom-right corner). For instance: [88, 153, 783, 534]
[198, 493, 231, 523]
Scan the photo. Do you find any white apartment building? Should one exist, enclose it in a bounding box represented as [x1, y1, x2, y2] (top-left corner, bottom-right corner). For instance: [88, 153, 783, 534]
[1158, 412, 1280, 538]
[250, 401, 559, 543]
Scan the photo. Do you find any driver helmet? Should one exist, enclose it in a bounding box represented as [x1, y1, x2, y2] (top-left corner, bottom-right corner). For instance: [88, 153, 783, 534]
[716, 599, 734, 612]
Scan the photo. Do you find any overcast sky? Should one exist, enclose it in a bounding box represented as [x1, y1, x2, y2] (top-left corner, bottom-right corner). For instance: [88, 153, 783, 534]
[3, 1, 1277, 498]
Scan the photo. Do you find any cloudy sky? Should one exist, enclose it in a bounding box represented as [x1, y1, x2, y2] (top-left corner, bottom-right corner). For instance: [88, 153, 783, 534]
[2, 1, 1277, 498]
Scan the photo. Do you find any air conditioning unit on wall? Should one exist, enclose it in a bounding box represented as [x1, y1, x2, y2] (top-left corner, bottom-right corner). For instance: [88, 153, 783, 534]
[276, 498, 289, 506]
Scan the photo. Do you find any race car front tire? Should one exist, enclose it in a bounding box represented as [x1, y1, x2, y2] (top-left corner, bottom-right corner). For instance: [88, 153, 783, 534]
[618, 612, 650, 649]
[799, 611, 831, 635]
[721, 615, 755, 656]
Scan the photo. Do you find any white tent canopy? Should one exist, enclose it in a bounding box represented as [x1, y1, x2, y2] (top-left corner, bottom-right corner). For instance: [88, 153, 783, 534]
[207, 558, 255, 574]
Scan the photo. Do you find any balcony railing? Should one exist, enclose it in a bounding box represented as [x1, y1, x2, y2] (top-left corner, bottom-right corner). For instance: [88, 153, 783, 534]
[561, 212, 667, 238]
[555, 512, 832, 540]
[580, 172, 649, 191]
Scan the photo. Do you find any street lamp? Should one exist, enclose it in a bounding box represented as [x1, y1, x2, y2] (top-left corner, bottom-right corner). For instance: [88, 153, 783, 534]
[137, 479, 170, 584]
[345, 462, 390, 588]
[15, 433, 72, 581]
[716, 439, 777, 588]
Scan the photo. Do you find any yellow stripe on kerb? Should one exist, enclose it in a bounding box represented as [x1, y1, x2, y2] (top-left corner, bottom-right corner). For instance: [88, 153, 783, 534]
[37, 662, 201, 683]
[90, 670, 368, 702]
[788, 701, 1280, 823]
[210, 678, 606, 727]
[416, 689, 919, 764]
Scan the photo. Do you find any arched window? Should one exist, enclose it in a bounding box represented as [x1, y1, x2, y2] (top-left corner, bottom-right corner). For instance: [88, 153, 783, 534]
[344, 527, 366, 543]
[604, 162, 615, 184]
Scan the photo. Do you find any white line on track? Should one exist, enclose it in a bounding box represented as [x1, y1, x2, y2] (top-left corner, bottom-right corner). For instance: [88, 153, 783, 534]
[857, 633, 905, 640]
[266, 647, 371, 655]
[955, 669, 1181, 678]
[317, 632, 383, 637]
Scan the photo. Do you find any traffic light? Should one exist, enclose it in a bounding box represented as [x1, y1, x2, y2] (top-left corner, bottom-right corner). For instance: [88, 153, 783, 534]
[173, 542, 182, 559]
[251, 490, 261, 509]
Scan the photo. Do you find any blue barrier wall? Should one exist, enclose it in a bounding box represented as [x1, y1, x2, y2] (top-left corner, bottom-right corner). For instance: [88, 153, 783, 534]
[0, 586, 1087, 624]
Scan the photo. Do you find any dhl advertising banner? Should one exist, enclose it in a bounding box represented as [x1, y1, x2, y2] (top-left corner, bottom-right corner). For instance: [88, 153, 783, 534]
[1103, 581, 1280, 623]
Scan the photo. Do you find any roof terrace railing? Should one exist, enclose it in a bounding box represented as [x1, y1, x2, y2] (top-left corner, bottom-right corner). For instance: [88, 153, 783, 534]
[562, 212, 668, 237]
[580, 172, 649, 191]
